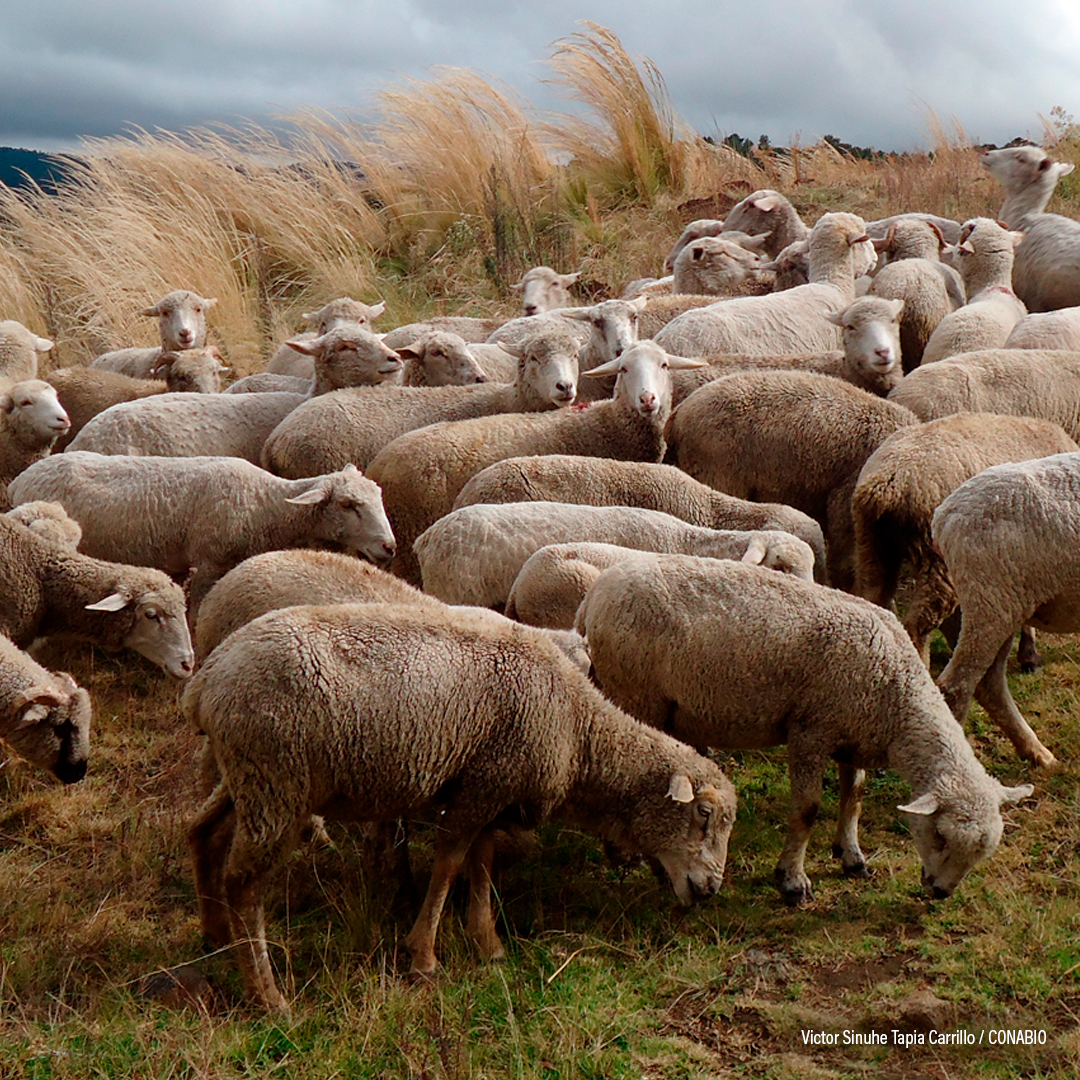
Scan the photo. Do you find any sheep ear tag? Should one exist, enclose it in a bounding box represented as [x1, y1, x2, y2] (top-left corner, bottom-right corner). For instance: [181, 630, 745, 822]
[667, 774, 695, 803]
[897, 791, 938, 816]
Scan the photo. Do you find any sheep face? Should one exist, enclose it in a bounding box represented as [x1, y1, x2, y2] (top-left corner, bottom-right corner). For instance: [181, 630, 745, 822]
[86, 586, 195, 678]
[586, 341, 707, 419]
[515, 333, 580, 406]
[563, 297, 646, 365]
[155, 347, 228, 393]
[827, 297, 903, 393]
[639, 773, 737, 904]
[288, 465, 397, 565]
[512, 267, 581, 316]
[1, 380, 70, 446]
[304, 298, 385, 335]
[663, 218, 726, 273]
[899, 780, 1032, 898]
[981, 146, 1075, 193]
[399, 332, 487, 386]
[139, 290, 216, 351]
[289, 323, 404, 391]
[672, 237, 767, 294]
[3, 674, 91, 784]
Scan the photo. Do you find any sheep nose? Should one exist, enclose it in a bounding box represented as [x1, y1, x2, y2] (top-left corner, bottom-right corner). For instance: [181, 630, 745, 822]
[639, 392, 657, 411]
[382, 541, 396, 558]
[930, 884, 950, 900]
[181, 659, 194, 675]
[524, 304, 539, 315]
[875, 347, 892, 360]
[555, 381, 573, 395]
[178, 329, 194, 344]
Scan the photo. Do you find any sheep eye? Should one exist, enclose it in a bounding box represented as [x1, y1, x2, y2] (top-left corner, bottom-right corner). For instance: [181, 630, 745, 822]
[696, 803, 712, 820]
[144, 608, 159, 621]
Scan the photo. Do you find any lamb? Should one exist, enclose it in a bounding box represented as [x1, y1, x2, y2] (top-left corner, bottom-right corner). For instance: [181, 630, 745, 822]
[511, 266, 581, 315]
[921, 219, 1027, 364]
[452, 454, 826, 579]
[851, 413, 1078, 665]
[381, 317, 504, 349]
[667, 296, 905, 403]
[665, 370, 918, 589]
[671, 235, 771, 295]
[933, 452, 1080, 767]
[0, 634, 90, 785]
[48, 348, 226, 450]
[720, 189, 810, 258]
[415, 500, 816, 608]
[0, 380, 70, 507]
[66, 390, 308, 464]
[261, 330, 581, 477]
[185, 601, 736, 1009]
[5, 502, 82, 552]
[91, 290, 217, 379]
[576, 554, 1033, 905]
[982, 144, 1080, 312]
[654, 213, 871, 357]
[0, 515, 194, 677]
[8, 453, 396, 615]
[1004, 306, 1080, 351]
[266, 297, 386, 378]
[0, 320, 54, 384]
[887, 349, 1080, 441]
[366, 341, 707, 584]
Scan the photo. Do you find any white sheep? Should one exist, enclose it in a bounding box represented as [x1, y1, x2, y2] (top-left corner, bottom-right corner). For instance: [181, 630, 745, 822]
[225, 373, 312, 395]
[720, 190, 810, 258]
[662, 218, 723, 273]
[576, 553, 1033, 905]
[0, 320, 54, 384]
[0, 633, 91, 785]
[397, 331, 489, 386]
[9, 453, 396, 615]
[0, 380, 70, 503]
[511, 266, 581, 315]
[654, 213, 871, 357]
[278, 323, 404, 394]
[933, 452, 1080, 767]
[415, 500, 815, 609]
[864, 212, 961, 246]
[184, 601, 736, 1009]
[381, 316, 504, 349]
[265, 298, 386, 378]
[1003, 306, 1080, 350]
[671, 235, 771, 295]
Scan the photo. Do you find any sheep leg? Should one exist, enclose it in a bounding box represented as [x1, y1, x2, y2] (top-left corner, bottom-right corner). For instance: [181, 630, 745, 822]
[1018, 626, 1043, 673]
[901, 557, 958, 668]
[774, 749, 823, 906]
[188, 785, 235, 947]
[824, 482, 858, 592]
[831, 764, 868, 877]
[405, 831, 478, 975]
[972, 637, 1057, 768]
[464, 828, 505, 961]
[852, 511, 904, 610]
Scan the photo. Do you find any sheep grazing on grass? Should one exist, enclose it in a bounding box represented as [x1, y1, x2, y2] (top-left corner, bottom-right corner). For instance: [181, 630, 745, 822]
[0, 380, 70, 506]
[0, 515, 194, 677]
[266, 298, 386, 378]
[511, 266, 581, 315]
[185, 602, 736, 1010]
[921, 219, 1026, 364]
[933, 452, 1080, 768]
[852, 413, 1078, 665]
[91, 290, 217, 379]
[5, 502, 82, 552]
[0, 320, 54, 384]
[261, 330, 581, 477]
[671, 235, 771, 296]
[654, 213, 871, 357]
[665, 370, 918, 589]
[576, 554, 1033, 906]
[9, 453, 396, 616]
[415, 500, 815, 609]
[366, 341, 707, 584]
[0, 634, 90, 785]
[452, 454, 826, 578]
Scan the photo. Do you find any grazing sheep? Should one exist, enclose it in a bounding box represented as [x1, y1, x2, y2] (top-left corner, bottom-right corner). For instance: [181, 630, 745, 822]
[366, 341, 707, 584]
[934, 452, 1080, 767]
[921, 219, 1027, 364]
[0, 515, 194, 677]
[261, 330, 581, 477]
[5, 502, 81, 552]
[452, 454, 826, 580]
[185, 602, 736, 1009]
[982, 145, 1080, 312]
[654, 213, 871, 357]
[91, 290, 217, 378]
[887, 349, 1080, 441]
[48, 349, 226, 450]
[511, 266, 580, 315]
[577, 554, 1033, 905]
[0, 320, 54, 384]
[266, 298, 386, 378]
[665, 370, 918, 589]
[852, 413, 1078, 665]
[672, 235, 770, 295]
[397, 331, 488, 386]
[0, 380, 70, 506]
[9, 453, 396, 615]
[1004, 306, 1080, 351]
[0, 634, 90, 784]
[415, 500, 815, 609]
[381, 317, 504, 349]
[720, 189, 810, 258]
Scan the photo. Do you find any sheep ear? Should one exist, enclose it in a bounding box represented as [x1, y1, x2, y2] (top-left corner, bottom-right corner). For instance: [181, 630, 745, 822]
[666, 774, 695, 803]
[560, 271, 582, 286]
[286, 338, 318, 356]
[510, 280, 526, 291]
[138, 302, 164, 317]
[342, 463, 359, 475]
[85, 592, 131, 612]
[997, 782, 1034, 805]
[369, 301, 386, 319]
[886, 298, 905, 318]
[848, 233, 871, 247]
[740, 535, 768, 566]
[1058, 162, 1076, 178]
[666, 354, 710, 370]
[203, 297, 218, 309]
[958, 241, 976, 254]
[397, 343, 423, 361]
[582, 358, 620, 377]
[285, 486, 328, 505]
[1009, 231, 1026, 249]
[34, 335, 54, 353]
[927, 221, 945, 247]
[872, 236, 890, 253]
[751, 194, 783, 212]
[9, 685, 66, 717]
[824, 310, 845, 327]
[54, 671, 79, 693]
[559, 307, 591, 322]
[897, 792, 939, 816]
[629, 295, 649, 312]
[0, 394, 13, 414]
[742, 234, 770, 253]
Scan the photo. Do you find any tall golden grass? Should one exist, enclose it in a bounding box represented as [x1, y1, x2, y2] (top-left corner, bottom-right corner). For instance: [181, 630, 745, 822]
[0, 23, 1073, 376]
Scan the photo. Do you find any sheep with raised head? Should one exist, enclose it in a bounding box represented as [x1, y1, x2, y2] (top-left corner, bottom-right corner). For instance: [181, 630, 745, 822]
[397, 331, 489, 386]
[0, 515, 193, 677]
[366, 341, 707, 584]
[185, 601, 736, 1010]
[933, 452, 1080, 767]
[511, 266, 580, 315]
[0, 380, 70, 506]
[9, 452, 396, 616]
[266, 298, 386, 378]
[576, 553, 1033, 906]
[261, 329, 581, 477]
[0, 320, 54, 384]
[415, 500, 815, 609]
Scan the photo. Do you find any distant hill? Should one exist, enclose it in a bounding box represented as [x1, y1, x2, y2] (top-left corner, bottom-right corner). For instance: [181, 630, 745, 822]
[0, 146, 79, 193]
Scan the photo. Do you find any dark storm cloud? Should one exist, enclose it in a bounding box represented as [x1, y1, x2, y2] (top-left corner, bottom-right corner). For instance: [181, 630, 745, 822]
[2, 0, 1079, 151]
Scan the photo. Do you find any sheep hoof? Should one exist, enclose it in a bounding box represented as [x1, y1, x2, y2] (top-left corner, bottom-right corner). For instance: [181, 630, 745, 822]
[842, 861, 870, 879]
[774, 868, 813, 907]
[1019, 656, 1044, 674]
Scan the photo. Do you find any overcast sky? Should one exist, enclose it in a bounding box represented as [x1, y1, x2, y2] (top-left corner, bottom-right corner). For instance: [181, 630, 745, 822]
[3, 1, 1080, 154]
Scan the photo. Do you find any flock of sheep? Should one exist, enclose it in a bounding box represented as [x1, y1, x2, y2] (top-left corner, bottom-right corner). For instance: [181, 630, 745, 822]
[4, 142, 1080, 1014]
